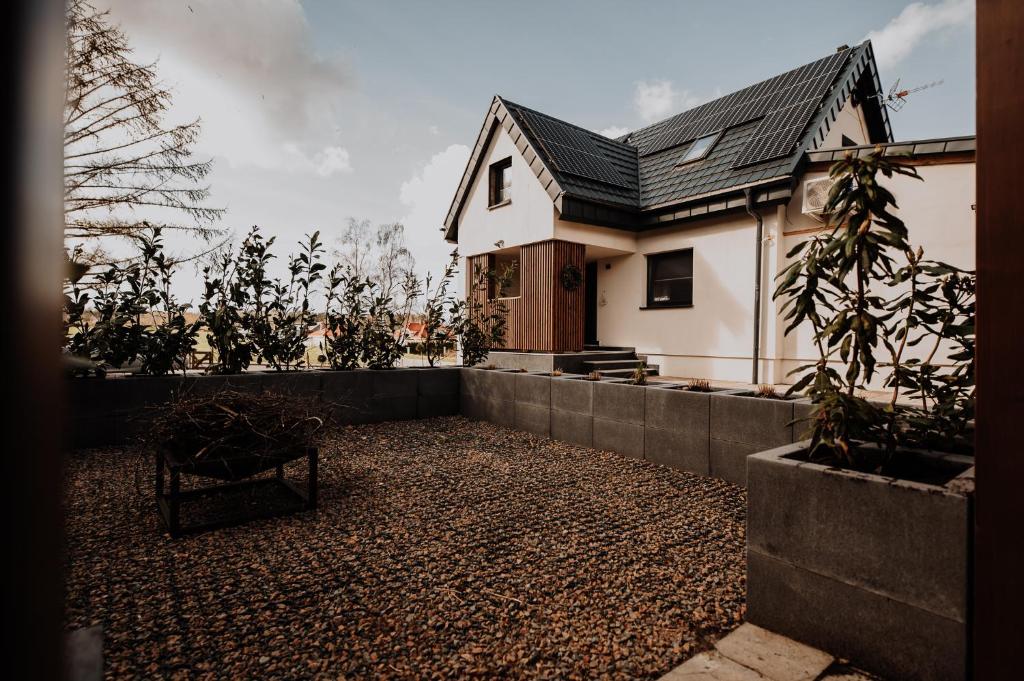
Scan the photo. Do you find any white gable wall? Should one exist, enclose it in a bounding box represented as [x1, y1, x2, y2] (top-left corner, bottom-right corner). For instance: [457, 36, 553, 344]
[819, 99, 871, 148]
[457, 126, 557, 258]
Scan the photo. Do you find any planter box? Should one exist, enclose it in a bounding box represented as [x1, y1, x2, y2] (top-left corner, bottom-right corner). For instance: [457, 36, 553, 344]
[416, 366, 460, 418]
[321, 370, 374, 424]
[644, 385, 712, 475]
[550, 375, 592, 447]
[514, 373, 551, 436]
[459, 368, 516, 426]
[709, 391, 795, 486]
[592, 380, 645, 459]
[746, 441, 974, 681]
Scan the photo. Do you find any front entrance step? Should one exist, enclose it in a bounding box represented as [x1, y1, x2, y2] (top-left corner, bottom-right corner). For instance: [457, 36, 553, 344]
[584, 344, 635, 352]
[593, 368, 663, 378]
[580, 358, 660, 378]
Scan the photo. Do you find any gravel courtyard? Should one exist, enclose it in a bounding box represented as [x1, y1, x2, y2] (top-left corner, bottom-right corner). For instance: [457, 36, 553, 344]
[64, 416, 747, 679]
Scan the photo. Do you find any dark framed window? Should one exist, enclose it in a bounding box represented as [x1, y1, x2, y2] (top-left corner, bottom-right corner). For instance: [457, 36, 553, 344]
[841, 134, 857, 147]
[488, 157, 512, 206]
[646, 249, 693, 307]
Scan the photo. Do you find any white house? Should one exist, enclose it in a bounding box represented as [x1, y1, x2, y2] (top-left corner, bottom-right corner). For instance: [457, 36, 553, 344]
[443, 41, 975, 384]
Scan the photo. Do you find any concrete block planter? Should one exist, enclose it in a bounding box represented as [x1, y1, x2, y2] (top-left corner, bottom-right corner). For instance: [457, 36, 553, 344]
[592, 380, 645, 459]
[643, 385, 712, 475]
[68, 367, 462, 448]
[459, 368, 516, 426]
[321, 370, 374, 424]
[709, 391, 795, 486]
[550, 375, 592, 447]
[746, 441, 974, 681]
[416, 366, 460, 419]
[514, 372, 551, 436]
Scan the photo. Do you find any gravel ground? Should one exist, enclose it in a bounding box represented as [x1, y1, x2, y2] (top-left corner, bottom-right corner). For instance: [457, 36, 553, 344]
[65, 416, 747, 679]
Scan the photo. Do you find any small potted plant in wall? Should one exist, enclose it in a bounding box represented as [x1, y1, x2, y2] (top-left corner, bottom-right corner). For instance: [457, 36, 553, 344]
[746, 150, 975, 681]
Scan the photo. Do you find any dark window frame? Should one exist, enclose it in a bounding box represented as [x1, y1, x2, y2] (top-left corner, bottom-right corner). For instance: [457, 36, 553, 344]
[488, 157, 512, 207]
[645, 248, 694, 308]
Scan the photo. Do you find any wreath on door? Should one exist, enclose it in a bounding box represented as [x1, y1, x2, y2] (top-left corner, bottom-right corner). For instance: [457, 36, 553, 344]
[560, 264, 583, 291]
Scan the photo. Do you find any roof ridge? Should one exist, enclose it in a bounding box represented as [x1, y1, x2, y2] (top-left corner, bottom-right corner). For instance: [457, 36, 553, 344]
[498, 95, 638, 151]
[624, 42, 864, 143]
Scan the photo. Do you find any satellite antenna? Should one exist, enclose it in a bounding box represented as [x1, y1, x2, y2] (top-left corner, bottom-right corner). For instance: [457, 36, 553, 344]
[874, 78, 944, 111]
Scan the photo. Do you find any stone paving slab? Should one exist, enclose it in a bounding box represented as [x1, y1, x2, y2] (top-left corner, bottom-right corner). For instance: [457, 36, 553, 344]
[661, 651, 768, 680]
[714, 624, 832, 681]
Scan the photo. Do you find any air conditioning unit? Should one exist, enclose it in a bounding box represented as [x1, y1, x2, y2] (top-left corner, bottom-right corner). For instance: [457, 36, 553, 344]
[801, 176, 836, 222]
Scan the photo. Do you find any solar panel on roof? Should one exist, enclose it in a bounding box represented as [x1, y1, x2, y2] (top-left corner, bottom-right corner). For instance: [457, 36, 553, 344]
[512, 105, 636, 190]
[630, 51, 848, 160]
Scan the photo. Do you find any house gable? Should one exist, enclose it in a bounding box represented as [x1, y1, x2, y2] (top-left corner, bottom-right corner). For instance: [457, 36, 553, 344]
[443, 97, 564, 243]
[457, 121, 565, 257]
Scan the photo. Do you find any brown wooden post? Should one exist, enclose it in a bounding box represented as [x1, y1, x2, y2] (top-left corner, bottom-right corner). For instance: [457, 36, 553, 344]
[5, 2, 67, 679]
[975, 1, 1024, 677]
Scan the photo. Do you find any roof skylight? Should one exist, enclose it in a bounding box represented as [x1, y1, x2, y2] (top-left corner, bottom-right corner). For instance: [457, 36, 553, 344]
[678, 132, 719, 165]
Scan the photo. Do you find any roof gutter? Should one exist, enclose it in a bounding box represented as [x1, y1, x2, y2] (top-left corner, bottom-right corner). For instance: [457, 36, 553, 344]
[745, 188, 763, 385]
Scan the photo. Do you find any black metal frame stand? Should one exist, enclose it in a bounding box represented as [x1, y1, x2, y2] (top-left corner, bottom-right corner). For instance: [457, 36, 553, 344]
[155, 447, 318, 537]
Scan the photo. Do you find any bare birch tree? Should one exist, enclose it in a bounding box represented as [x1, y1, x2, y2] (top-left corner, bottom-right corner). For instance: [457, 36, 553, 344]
[64, 0, 224, 263]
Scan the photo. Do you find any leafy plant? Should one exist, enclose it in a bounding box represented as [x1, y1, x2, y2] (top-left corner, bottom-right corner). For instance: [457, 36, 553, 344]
[686, 378, 712, 392]
[200, 240, 253, 375]
[421, 250, 459, 367]
[552, 368, 564, 377]
[361, 271, 419, 369]
[775, 149, 975, 469]
[754, 384, 782, 400]
[585, 370, 602, 381]
[631, 362, 648, 385]
[452, 261, 513, 367]
[320, 264, 369, 370]
[64, 227, 198, 375]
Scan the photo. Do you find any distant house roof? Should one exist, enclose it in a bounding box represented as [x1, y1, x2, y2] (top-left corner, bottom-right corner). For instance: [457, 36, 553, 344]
[445, 41, 893, 241]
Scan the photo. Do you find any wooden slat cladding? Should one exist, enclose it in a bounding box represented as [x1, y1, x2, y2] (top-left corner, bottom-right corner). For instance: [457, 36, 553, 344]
[466, 240, 584, 353]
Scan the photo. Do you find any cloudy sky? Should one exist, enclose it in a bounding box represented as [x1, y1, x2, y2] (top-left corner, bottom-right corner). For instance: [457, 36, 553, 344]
[96, 0, 975, 301]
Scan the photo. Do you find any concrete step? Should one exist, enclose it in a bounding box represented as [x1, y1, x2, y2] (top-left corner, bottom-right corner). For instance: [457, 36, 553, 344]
[581, 359, 654, 368]
[594, 366, 660, 378]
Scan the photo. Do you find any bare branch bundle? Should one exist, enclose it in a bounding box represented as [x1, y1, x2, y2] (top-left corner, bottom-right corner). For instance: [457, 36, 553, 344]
[149, 389, 329, 477]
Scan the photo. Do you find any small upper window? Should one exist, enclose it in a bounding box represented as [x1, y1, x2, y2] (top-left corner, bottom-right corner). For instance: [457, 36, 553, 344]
[489, 157, 512, 206]
[841, 134, 857, 148]
[646, 249, 694, 308]
[678, 132, 719, 165]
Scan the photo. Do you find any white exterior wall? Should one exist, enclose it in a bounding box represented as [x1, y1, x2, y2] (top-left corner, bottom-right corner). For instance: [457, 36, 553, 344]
[594, 210, 781, 382]
[776, 161, 976, 387]
[458, 127, 557, 258]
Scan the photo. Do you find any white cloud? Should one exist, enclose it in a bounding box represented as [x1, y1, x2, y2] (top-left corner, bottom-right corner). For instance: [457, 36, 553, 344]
[428, 125, 441, 136]
[313, 146, 353, 177]
[399, 144, 471, 287]
[634, 80, 677, 123]
[598, 126, 631, 139]
[632, 81, 717, 124]
[866, 0, 974, 70]
[98, 0, 353, 175]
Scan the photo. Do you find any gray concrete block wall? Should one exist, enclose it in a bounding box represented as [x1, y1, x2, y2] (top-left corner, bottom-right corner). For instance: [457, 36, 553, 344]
[592, 381, 645, 459]
[69, 368, 462, 449]
[709, 392, 795, 486]
[643, 387, 711, 475]
[550, 376, 593, 447]
[746, 443, 973, 681]
[514, 373, 551, 436]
